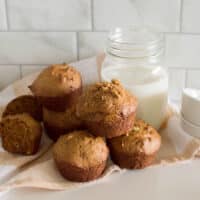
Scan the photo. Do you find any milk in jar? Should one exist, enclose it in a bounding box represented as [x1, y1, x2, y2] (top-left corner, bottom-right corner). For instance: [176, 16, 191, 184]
[101, 27, 168, 129]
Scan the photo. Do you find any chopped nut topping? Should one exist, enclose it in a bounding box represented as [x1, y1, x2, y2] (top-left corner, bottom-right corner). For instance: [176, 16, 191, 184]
[77, 79, 137, 124]
[133, 126, 140, 132]
[51, 64, 76, 83]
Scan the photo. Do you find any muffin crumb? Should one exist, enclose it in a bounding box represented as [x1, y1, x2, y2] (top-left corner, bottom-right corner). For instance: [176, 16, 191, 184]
[29, 63, 82, 111]
[53, 130, 109, 182]
[76, 80, 137, 138]
[0, 113, 42, 155]
[108, 119, 161, 169]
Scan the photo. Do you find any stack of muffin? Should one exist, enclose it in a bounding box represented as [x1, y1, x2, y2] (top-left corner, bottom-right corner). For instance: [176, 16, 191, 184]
[0, 64, 161, 183]
[29, 64, 83, 141]
[0, 95, 43, 155]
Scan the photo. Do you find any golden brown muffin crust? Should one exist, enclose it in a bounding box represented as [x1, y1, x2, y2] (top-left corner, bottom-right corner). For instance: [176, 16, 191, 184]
[109, 120, 161, 155]
[76, 80, 137, 123]
[2, 95, 42, 121]
[53, 131, 109, 168]
[43, 106, 81, 129]
[55, 159, 107, 182]
[29, 64, 82, 97]
[0, 113, 42, 155]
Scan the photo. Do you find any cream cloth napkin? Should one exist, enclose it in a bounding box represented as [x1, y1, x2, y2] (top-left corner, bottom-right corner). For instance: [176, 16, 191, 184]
[0, 56, 200, 191]
[0, 57, 99, 185]
[0, 78, 53, 185]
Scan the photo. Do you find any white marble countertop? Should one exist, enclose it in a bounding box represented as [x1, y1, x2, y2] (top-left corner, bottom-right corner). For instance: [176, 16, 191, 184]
[1, 159, 200, 200]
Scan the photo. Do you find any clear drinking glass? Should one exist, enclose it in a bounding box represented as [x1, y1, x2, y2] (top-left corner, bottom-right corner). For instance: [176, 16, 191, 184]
[101, 27, 168, 129]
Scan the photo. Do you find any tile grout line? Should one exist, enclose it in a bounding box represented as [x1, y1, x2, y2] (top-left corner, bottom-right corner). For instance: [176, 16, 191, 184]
[1, 30, 200, 35]
[179, 0, 184, 32]
[91, 0, 94, 31]
[0, 63, 79, 65]
[165, 32, 200, 36]
[0, 65, 199, 71]
[76, 32, 79, 60]
[166, 66, 198, 70]
[4, 0, 10, 30]
[0, 30, 92, 33]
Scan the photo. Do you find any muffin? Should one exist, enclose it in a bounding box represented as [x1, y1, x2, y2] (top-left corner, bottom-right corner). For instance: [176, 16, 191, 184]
[53, 130, 109, 182]
[29, 64, 82, 111]
[108, 119, 161, 169]
[2, 95, 42, 121]
[43, 106, 82, 141]
[76, 80, 137, 138]
[0, 113, 42, 155]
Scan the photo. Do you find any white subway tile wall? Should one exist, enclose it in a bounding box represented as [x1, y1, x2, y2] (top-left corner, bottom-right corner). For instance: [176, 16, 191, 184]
[187, 70, 200, 89]
[94, 0, 180, 32]
[21, 65, 46, 77]
[78, 32, 107, 59]
[0, 66, 20, 90]
[165, 34, 200, 68]
[93, 0, 140, 31]
[0, 0, 199, 100]
[7, 0, 91, 31]
[0, 32, 77, 64]
[168, 68, 186, 100]
[182, 0, 200, 33]
[0, 0, 7, 30]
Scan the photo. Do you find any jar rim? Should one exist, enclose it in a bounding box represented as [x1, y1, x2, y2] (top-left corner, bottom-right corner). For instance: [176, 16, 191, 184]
[107, 26, 164, 58]
[108, 26, 164, 46]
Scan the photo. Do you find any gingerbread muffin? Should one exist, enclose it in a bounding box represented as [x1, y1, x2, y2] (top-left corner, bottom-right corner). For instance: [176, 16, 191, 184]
[108, 119, 161, 169]
[29, 64, 82, 111]
[2, 95, 42, 121]
[76, 80, 137, 138]
[53, 130, 109, 182]
[43, 106, 82, 141]
[0, 113, 42, 155]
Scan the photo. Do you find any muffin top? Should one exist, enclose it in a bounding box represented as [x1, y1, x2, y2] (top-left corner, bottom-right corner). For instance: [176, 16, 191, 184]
[0, 113, 42, 154]
[2, 95, 42, 121]
[76, 80, 137, 123]
[53, 130, 109, 168]
[0, 113, 41, 137]
[109, 120, 161, 155]
[29, 64, 82, 97]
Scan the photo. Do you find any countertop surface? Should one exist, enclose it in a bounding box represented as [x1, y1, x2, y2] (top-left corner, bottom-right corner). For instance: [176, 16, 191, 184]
[1, 159, 200, 200]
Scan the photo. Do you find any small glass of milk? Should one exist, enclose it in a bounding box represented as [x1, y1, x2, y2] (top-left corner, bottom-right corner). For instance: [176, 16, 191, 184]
[101, 27, 168, 130]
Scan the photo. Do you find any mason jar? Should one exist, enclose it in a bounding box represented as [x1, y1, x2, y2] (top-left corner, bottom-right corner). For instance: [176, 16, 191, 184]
[101, 27, 168, 130]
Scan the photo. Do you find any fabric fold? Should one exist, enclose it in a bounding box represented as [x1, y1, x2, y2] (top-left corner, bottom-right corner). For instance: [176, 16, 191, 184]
[0, 56, 200, 191]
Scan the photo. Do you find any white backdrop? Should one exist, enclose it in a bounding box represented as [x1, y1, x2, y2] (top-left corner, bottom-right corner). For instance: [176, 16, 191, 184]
[0, 0, 199, 101]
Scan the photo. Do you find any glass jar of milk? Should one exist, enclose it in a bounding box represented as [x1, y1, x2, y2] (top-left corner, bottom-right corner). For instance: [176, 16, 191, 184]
[101, 27, 168, 130]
